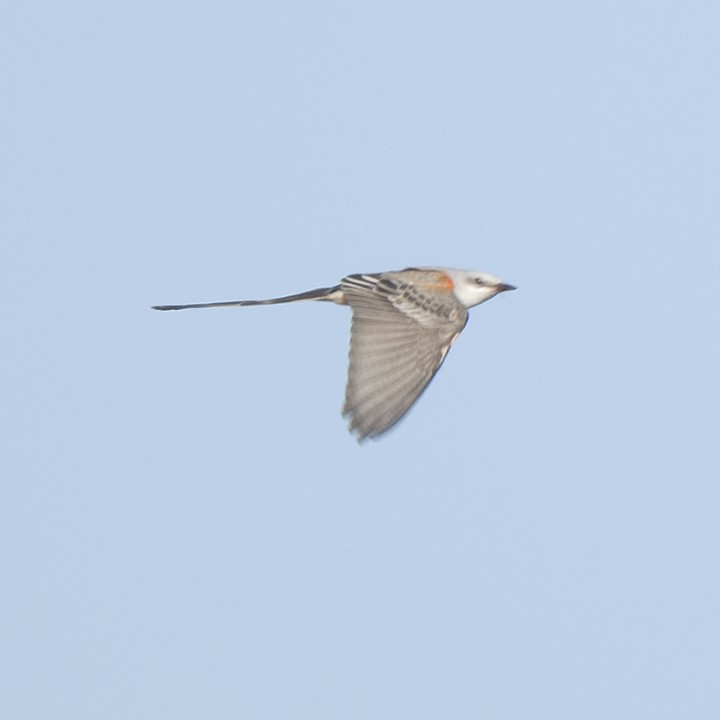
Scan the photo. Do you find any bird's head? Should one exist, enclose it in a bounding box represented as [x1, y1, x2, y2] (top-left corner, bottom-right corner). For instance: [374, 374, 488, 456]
[439, 268, 516, 309]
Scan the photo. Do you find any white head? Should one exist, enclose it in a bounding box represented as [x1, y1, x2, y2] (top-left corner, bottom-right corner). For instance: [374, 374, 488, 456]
[438, 268, 516, 309]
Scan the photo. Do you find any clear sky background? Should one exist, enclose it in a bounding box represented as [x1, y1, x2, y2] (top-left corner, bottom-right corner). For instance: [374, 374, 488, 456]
[3, 1, 719, 718]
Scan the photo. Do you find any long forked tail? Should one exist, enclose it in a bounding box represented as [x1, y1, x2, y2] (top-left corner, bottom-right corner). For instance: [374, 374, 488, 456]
[152, 285, 342, 311]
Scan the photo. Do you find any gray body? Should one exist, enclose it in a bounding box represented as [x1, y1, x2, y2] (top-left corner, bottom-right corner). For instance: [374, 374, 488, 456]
[153, 267, 515, 440]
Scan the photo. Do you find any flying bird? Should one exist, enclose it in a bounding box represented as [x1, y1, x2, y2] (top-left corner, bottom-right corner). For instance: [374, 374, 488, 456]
[153, 267, 515, 441]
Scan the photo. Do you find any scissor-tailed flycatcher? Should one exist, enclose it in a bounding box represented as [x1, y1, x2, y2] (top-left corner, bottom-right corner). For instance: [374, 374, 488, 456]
[153, 267, 515, 441]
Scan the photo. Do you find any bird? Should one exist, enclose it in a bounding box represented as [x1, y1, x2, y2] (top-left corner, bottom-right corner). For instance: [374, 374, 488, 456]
[153, 267, 515, 441]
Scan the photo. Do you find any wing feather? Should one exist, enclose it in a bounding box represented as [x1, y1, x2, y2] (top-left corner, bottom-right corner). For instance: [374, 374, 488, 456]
[340, 273, 467, 440]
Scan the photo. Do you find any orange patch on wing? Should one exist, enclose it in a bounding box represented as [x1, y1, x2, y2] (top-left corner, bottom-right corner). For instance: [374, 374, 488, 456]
[433, 272, 455, 291]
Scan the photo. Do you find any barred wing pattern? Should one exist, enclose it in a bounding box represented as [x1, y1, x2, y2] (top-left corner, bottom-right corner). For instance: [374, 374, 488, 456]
[341, 270, 468, 440]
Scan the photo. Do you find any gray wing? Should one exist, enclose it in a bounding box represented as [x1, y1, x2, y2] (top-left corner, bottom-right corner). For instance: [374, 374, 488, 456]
[341, 272, 468, 440]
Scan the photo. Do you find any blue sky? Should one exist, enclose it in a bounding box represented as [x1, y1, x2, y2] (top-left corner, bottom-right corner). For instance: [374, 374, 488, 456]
[3, 1, 719, 718]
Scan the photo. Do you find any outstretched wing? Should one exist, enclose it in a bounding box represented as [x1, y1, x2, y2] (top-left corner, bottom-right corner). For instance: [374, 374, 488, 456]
[341, 271, 468, 440]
